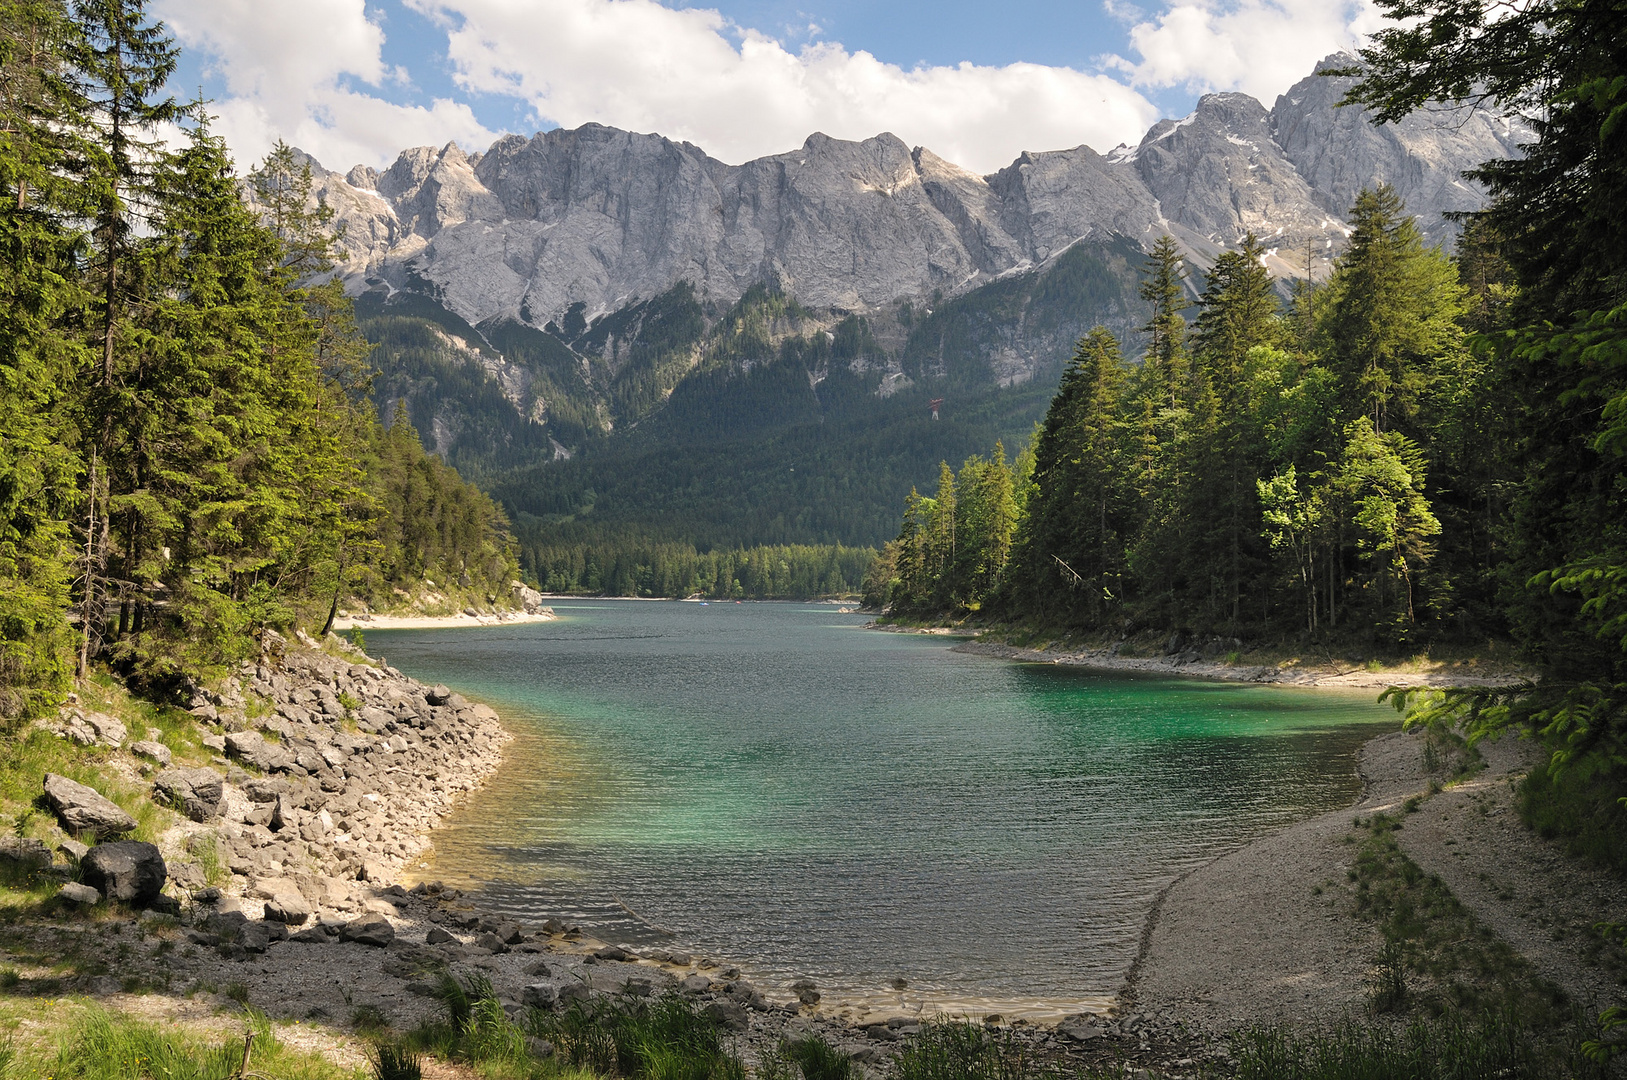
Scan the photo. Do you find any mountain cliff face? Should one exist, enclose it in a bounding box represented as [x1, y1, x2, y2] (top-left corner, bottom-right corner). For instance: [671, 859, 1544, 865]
[305, 52, 1523, 333]
[303, 52, 1526, 548]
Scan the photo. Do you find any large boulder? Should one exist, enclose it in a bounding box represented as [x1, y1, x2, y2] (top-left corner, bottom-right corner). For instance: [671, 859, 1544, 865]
[511, 581, 551, 615]
[153, 767, 224, 821]
[339, 914, 394, 947]
[259, 881, 310, 925]
[42, 774, 135, 839]
[224, 731, 288, 772]
[79, 840, 166, 905]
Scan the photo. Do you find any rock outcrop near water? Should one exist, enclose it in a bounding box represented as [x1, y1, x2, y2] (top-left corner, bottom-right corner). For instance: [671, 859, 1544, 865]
[295, 53, 1523, 331]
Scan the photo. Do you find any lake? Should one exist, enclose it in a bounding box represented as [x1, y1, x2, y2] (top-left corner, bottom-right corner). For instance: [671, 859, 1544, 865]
[364, 600, 1394, 1017]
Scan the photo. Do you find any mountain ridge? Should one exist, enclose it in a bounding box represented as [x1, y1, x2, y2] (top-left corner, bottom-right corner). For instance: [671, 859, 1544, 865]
[292, 52, 1524, 335]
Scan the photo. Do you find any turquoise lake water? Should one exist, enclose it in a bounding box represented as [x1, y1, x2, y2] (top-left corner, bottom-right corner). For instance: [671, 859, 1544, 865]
[365, 600, 1395, 1014]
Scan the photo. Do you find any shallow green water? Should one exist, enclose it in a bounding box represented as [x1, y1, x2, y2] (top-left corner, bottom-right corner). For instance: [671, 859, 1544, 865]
[367, 600, 1394, 1012]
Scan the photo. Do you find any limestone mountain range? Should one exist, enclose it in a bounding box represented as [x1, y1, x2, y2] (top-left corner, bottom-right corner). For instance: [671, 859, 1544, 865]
[299, 53, 1525, 334]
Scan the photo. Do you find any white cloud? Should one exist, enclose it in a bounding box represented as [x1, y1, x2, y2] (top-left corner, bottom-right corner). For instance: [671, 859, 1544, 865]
[411, 0, 1161, 173]
[155, 0, 498, 171]
[1110, 0, 1382, 105]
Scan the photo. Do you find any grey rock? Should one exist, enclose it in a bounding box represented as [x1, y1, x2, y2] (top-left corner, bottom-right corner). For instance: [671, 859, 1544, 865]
[557, 981, 591, 1005]
[80, 840, 166, 905]
[42, 773, 136, 838]
[0, 836, 50, 868]
[425, 685, 454, 706]
[60, 713, 97, 746]
[511, 582, 549, 614]
[290, 924, 336, 943]
[240, 920, 284, 953]
[522, 982, 559, 1008]
[260, 883, 310, 925]
[425, 926, 456, 945]
[703, 1001, 748, 1032]
[57, 839, 90, 862]
[224, 731, 288, 772]
[269, 51, 1521, 419]
[1057, 1019, 1103, 1042]
[680, 974, 712, 994]
[201, 734, 227, 753]
[153, 767, 224, 821]
[339, 914, 395, 947]
[129, 739, 171, 766]
[593, 944, 633, 961]
[58, 881, 101, 905]
[82, 711, 126, 747]
[475, 931, 509, 954]
[1269, 53, 1530, 249]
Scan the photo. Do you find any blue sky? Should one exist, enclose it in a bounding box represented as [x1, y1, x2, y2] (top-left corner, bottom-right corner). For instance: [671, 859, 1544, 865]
[157, 0, 1379, 175]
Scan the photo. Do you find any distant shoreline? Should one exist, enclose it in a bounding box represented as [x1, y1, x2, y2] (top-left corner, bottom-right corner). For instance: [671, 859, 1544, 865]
[946, 638, 1528, 691]
[331, 610, 557, 630]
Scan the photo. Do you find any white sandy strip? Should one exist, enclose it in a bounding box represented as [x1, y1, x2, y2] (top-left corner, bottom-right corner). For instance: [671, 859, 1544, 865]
[330, 611, 557, 630]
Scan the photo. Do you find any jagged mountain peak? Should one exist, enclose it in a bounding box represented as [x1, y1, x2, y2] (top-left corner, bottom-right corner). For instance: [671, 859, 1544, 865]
[293, 54, 1521, 331]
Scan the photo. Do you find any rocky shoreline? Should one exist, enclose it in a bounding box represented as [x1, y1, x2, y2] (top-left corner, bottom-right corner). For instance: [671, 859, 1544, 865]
[9, 631, 1242, 1074]
[27, 627, 1577, 1078]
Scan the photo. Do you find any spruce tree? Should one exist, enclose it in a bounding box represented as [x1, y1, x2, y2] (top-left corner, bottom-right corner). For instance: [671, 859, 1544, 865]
[1318, 185, 1466, 432]
[1010, 327, 1131, 623]
[0, 0, 91, 713]
[1139, 235, 1189, 407]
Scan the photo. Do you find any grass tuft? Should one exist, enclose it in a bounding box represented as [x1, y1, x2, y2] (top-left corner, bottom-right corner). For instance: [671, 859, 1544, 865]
[1232, 1011, 1606, 1080]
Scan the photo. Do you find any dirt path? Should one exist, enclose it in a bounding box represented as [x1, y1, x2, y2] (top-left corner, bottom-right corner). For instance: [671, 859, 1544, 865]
[1394, 737, 1627, 1015]
[1128, 728, 1626, 1034]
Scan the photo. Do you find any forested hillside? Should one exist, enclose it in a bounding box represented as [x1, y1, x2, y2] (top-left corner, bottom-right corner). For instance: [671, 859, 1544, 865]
[0, 1, 516, 717]
[358, 237, 1149, 561]
[877, 0, 1627, 880]
[883, 207, 1487, 644]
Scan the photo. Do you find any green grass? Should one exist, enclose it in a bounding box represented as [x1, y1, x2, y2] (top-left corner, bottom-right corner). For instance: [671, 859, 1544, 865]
[1518, 760, 1627, 876]
[1349, 812, 1569, 1021]
[367, 1040, 424, 1080]
[889, 1022, 1126, 1080]
[530, 990, 742, 1080]
[0, 1004, 362, 1079]
[405, 972, 548, 1078]
[1231, 1011, 1607, 1080]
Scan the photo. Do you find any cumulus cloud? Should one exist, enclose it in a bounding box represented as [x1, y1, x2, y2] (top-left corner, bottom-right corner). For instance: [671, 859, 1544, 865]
[411, 0, 1161, 173]
[155, 0, 498, 171]
[1110, 0, 1383, 105]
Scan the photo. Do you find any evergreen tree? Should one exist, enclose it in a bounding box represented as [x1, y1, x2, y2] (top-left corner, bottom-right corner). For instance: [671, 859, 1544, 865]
[1193, 233, 1281, 407]
[1139, 234, 1189, 407]
[0, 0, 89, 715]
[1318, 185, 1467, 432]
[1008, 327, 1131, 622]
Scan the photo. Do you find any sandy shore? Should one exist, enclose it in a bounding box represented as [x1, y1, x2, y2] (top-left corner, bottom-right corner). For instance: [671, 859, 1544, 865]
[332, 609, 556, 631]
[951, 638, 1524, 690]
